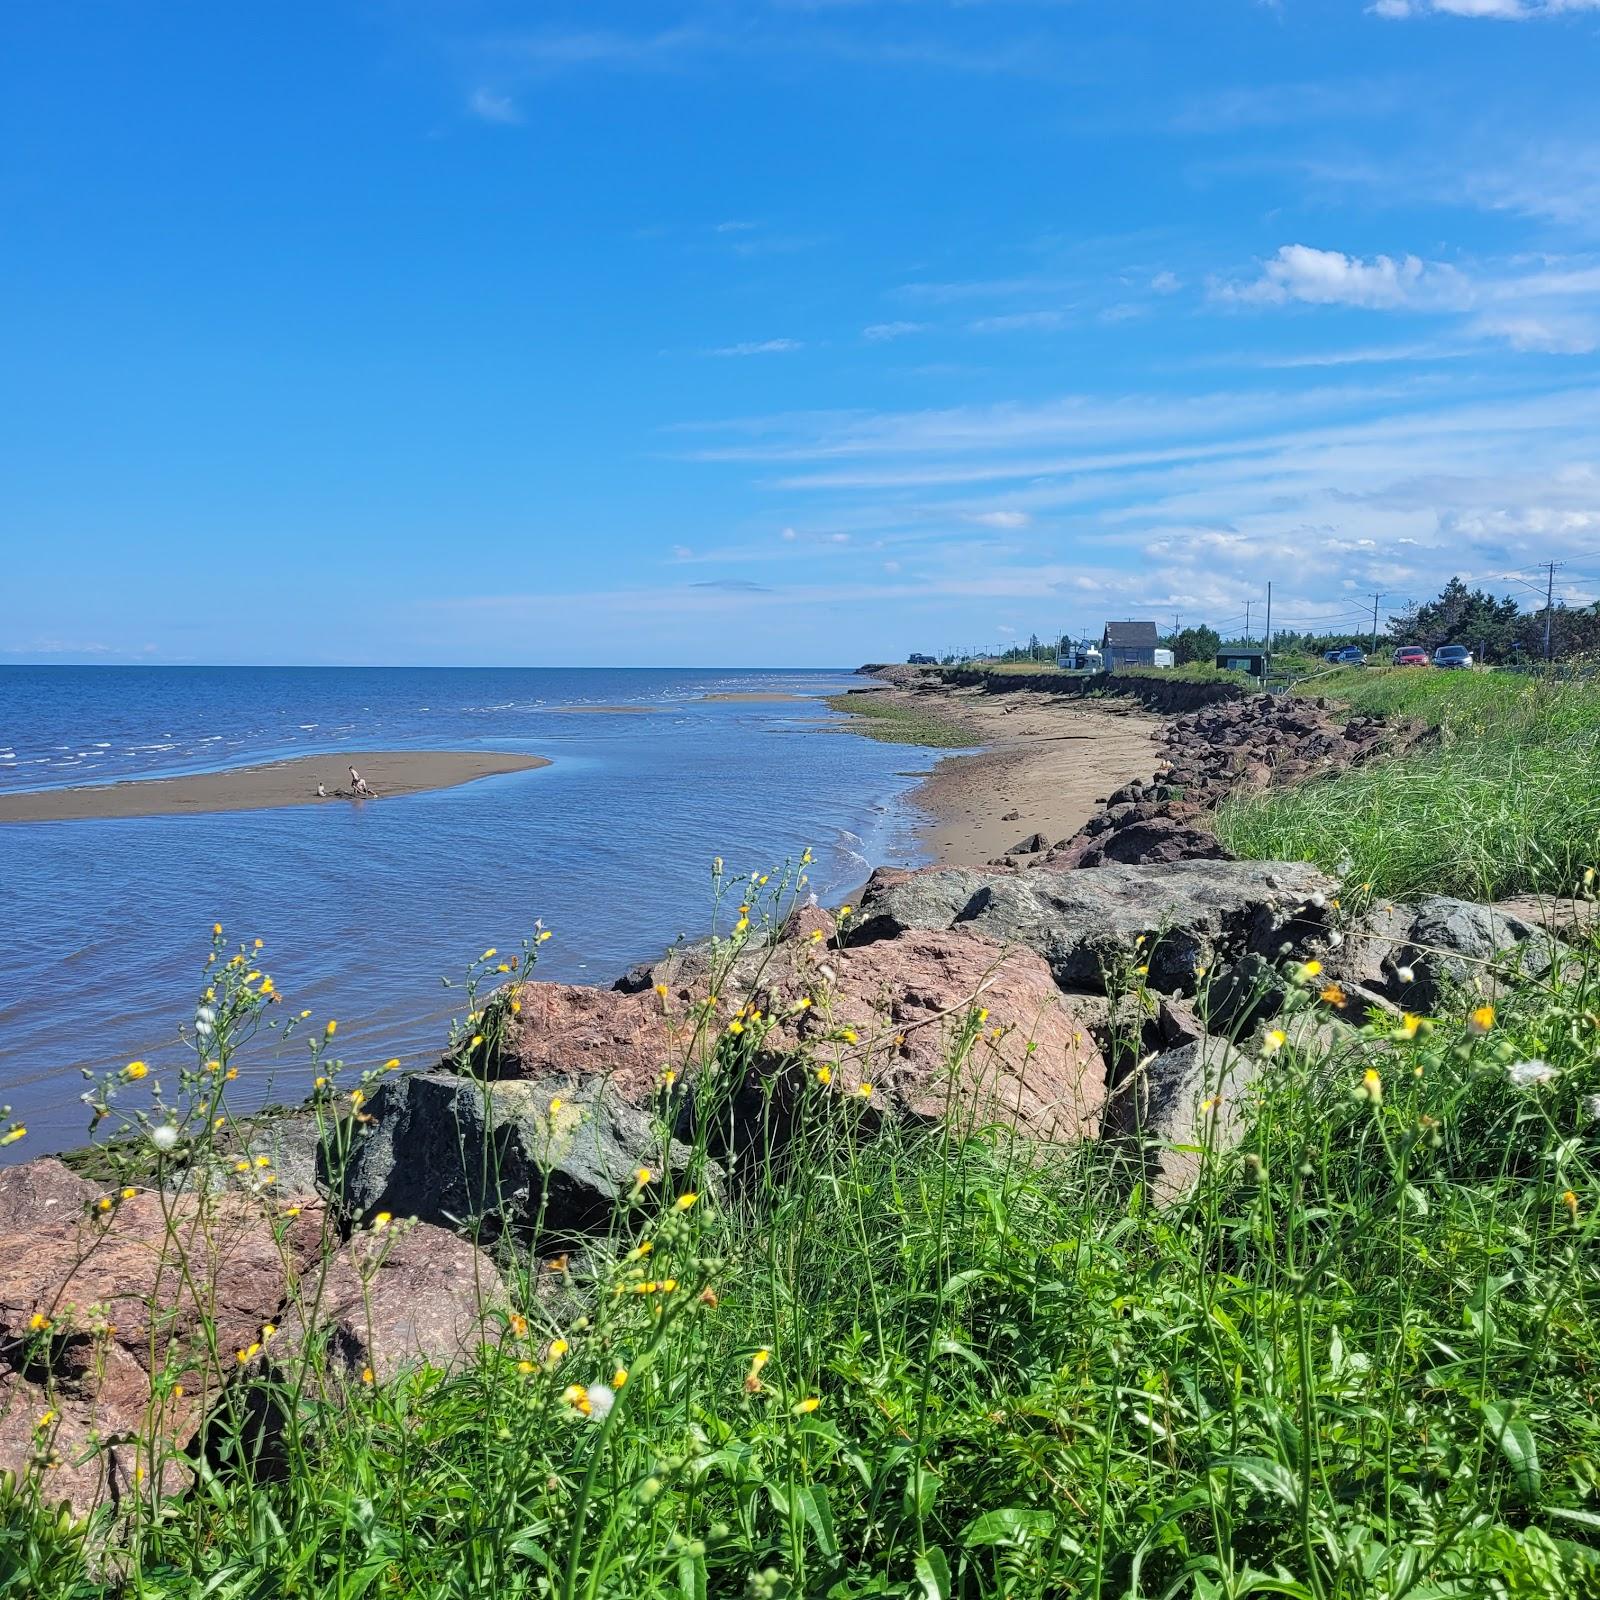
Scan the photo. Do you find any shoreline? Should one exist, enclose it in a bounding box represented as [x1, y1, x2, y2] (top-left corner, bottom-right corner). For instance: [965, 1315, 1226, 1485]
[832, 675, 1161, 868]
[0, 749, 551, 824]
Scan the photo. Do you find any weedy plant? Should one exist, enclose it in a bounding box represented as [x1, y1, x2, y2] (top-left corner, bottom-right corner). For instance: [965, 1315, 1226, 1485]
[1216, 668, 1600, 903]
[4, 860, 1600, 1599]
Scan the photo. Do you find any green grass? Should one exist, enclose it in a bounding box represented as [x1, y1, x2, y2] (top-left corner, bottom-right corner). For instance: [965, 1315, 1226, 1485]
[1217, 668, 1600, 902]
[824, 691, 978, 747]
[10, 886, 1600, 1597]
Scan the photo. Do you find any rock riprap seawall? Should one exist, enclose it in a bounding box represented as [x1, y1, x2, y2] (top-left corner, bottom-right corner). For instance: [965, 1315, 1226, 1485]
[1, 844, 1585, 1520]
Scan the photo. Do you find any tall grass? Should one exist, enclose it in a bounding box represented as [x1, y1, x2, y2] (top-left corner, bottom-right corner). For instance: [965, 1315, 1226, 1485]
[7, 870, 1600, 1596]
[1217, 670, 1600, 901]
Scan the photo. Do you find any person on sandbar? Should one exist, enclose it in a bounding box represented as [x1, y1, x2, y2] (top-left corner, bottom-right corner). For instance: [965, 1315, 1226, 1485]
[349, 764, 375, 797]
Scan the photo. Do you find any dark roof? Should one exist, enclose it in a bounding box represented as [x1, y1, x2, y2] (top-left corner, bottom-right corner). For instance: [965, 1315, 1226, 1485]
[1102, 620, 1159, 648]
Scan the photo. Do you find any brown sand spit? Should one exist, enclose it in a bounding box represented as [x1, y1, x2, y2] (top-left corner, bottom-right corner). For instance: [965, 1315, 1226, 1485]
[0, 750, 550, 824]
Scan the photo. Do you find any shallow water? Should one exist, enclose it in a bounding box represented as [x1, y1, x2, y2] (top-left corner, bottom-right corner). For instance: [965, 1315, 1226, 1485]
[0, 666, 934, 1153]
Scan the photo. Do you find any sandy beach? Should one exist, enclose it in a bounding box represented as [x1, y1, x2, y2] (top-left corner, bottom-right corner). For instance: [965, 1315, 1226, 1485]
[0, 750, 550, 824]
[846, 679, 1160, 867]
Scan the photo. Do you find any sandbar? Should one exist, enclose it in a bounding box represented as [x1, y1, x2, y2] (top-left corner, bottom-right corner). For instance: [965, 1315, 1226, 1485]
[696, 692, 812, 703]
[0, 750, 550, 824]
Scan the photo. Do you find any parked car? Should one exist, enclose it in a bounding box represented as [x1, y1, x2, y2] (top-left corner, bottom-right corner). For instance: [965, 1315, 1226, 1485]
[1336, 646, 1366, 665]
[907, 653, 937, 665]
[1322, 648, 1344, 665]
[1392, 645, 1430, 667]
[1434, 644, 1473, 670]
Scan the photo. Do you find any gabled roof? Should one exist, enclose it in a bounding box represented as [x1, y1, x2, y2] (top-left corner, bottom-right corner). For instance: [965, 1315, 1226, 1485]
[1102, 620, 1159, 648]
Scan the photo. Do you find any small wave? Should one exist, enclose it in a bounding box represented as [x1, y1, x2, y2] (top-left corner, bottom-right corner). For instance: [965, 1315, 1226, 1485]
[299, 723, 318, 731]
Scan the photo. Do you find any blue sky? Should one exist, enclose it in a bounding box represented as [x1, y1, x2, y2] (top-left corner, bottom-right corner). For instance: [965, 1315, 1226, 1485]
[5, 0, 1600, 665]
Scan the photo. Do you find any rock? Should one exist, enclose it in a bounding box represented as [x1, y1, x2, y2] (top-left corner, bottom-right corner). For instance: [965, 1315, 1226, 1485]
[1155, 996, 1207, 1050]
[1491, 895, 1600, 945]
[1069, 819, 1231, 869]
[851, 859, 1334, 996]
[270, 1222, 504, 1388]
[1199, 953, 1289, 1037]
[339, 1070, 703, 1238]
[0, 1173, 324, 1519]
[1100, 1036, 1255, 1201]
[1332, 900, 1417, 995]
[486, 983, 681, 1103]
[744, 929, 1108, 1141]
[1000, 809, 1022, 822]
[1398, 895, 1572, 1010]
[1011, 833, 1050, 854]
[0, 1157, 96, 1231]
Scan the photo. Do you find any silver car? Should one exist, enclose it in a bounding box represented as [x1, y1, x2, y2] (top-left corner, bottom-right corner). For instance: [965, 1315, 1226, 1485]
[1434, 644, 1473, 670]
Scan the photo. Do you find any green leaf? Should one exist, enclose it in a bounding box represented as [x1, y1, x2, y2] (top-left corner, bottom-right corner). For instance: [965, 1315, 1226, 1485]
[796, 1484, 841, 1562]
[1482, 1401, 1542, 1500]
[915, 1547, 952, 1600]
[961, 1508, 1055, 1547]
[1209, 1456, 1303, 1510]
[903, 1465, 942, 1521]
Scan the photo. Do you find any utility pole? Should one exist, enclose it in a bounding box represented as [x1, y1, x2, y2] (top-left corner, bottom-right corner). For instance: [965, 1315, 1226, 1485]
[1544, 560, 1557, 661]
[1264, 581, 1273, 678]
[1244, 600, 1252, 645]
[1370, 592, 1383, 657]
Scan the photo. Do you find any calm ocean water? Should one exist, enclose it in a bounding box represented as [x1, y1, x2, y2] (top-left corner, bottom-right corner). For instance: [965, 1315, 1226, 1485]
[0, 666, 941, 1153]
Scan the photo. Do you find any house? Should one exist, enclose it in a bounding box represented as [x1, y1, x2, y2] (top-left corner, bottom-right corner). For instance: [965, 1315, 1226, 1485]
[1101, 620, 1159, 670]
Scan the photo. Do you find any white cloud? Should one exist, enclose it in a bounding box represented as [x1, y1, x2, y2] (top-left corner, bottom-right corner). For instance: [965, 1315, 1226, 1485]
[1150, 271, 1182, 294]
[467, 88, 522, 124]
[968, 510, 1031, 529]
[863, 321, 928, 341]
[710, 338, 804, 357]
[1220, 245, 1469, 310]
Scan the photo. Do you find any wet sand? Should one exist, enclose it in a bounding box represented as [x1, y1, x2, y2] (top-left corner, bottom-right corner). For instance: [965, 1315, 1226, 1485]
[0, 750, 550, 824]
[857, 682, 1160, 867]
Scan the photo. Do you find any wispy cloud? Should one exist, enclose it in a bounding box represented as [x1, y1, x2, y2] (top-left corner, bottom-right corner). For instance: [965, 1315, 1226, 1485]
[709, 338, 805, 357]
[862, 321, 928, 341]
[1373, 0, 1600, 18]
[467, 87, 522, 124]
[690, 578, 773, 593]
[968, 309, 1068, 333]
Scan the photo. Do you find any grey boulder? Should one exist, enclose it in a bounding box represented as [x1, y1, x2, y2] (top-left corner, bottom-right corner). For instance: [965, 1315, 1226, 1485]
[1100, 1035, 1256, 1201]
[340, 1070, 702, 1239]
[1398, 895, 1572, 1010]
[851, 859, 1334, 996]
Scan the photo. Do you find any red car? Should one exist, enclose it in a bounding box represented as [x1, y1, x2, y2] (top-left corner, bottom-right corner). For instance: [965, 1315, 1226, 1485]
[1392, 645, 1430, 667]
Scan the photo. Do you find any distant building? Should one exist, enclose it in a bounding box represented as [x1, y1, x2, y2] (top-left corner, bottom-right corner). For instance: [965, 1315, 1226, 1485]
[1101, 620, 1159, 670]
[1216, 648, 1267, 679]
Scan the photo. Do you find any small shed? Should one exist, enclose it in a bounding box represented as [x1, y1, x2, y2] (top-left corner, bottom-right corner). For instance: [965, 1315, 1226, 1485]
[1216, 648, 1267, 678]
[1101, 620, 1159, 671]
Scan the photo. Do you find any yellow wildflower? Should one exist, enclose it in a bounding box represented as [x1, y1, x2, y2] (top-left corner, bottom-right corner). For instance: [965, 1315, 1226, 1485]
[124, 1061, 148, 1081]
[325, 1020, 337, 1037]
[793, 1397, 821, 1415]
[817, 1065, 832, 1086]
[1263, 1029, 1287, 1056]
[372, 1211, 392, 1231]
[675, 1191, 699, 1211]
[613, 1367, 629, 1388]
[1468, 1005, 1495, 1035]
[361, 1366, 374, 1385]
[29, 1313, 51, 1333]
[1359, 1068, 1384, 1104]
